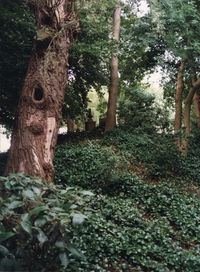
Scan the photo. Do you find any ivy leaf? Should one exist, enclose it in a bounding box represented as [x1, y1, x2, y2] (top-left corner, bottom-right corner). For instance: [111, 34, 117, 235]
[0, 232, 15, 243]
[55, 241, 66, 249]
[22, 189, 34, 198]
[29, 206, 48, 216]
[6, 201, 24, 210]
[80, 190, 95, 196]
[0, 245, 9, 256]
[72, 213, 86, 225]
[59, 252, 69, 268]
[37, 229, 48, 244]
[21, 214, 32, 234]
[67, 243, 85, 259]
[34, 218, 47, 227]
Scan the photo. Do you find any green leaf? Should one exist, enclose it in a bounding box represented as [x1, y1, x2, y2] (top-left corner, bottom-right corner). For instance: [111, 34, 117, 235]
[37, 229, 48, 244]
[32, 186, 41, 195]
[59, 252, 69, 268]
[6, 201, 24, 210]
[0, 223, 5, 232]
[67, 243, 85, 259]
[29, 206, 48, 216]
[0, 232, 15, 243]
[21, 220, 32, 234]
[0, 245, 9, 256]
[55, 241, 66, 249]
[72, 213, 86, 225]
[22, 189, 34, 198]
[80, 190, 95, 196]
[21, 213, 29, 221]
[34, 218, 47, 227]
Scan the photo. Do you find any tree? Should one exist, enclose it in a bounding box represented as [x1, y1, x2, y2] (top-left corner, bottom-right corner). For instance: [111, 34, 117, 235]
[150, 0, 200, 156]
[4, 0, 79, 182]
[105, 0, 121, 131]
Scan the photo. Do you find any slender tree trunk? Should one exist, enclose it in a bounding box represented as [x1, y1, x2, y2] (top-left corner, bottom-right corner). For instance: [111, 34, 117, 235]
[105, 1, 121, 132]
[182, 74, 200, 157]
[174, 60, 185, 148]
[193, 91, 200, 128]
[4, 0, 78, 182]
[67, 118, 74, 132]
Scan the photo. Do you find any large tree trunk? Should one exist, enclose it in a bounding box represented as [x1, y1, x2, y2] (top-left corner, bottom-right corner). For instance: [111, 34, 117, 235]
[193, 91, 200, 128]
[4, 0, 78, 182]
[105, 1, 121, 132]
[174, 60, 185, 148]
[182, 74, 200, 157]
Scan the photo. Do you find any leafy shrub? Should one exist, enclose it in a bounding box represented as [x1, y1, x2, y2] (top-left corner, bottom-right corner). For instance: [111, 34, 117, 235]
[54, 142, 121, 193]
[102, 128, 185, 179]
[0, 173, 93, 271]
[118, 86, 171, 134]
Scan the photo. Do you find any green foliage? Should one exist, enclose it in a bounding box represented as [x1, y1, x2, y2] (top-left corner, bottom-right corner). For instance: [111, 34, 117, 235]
[118, 86, 171, 134]
[0, 173, 93, 271]
[101, 128, 199, 180]
[53, 170, 200, 271]
[53, 129, 200, 271]
[0, 0, 35, 128]
[54, 142, 121, 193]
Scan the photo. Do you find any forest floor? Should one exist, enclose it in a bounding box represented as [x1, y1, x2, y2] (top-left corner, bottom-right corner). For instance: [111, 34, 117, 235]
[0, 127, 200, 271]
[53, 128, 200, 271]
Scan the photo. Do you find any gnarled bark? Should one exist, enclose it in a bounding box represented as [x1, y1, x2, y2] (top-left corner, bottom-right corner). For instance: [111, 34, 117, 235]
[105, 1, 121, 132]
[4, 0, 78, 182]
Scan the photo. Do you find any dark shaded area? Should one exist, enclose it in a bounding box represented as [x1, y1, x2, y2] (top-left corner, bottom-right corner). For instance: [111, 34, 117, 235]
[33, 87, 44, 101]
[0, 152, 8, 176]
[0, 0, 35, 128]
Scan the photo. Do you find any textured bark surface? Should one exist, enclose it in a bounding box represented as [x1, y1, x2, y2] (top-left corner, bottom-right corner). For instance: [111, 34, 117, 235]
[67, 118, 74, 132]
[193, 91, 200, 128]
[105, 3, 121, 132]
[182, 74, 200, 157]
[174, 60, 185, 148]
[4, 0, 78, 181]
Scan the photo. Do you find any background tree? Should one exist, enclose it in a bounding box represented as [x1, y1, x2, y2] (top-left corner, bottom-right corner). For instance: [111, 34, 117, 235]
[105, 0, 121, 131]
[149, 0, 200, 156]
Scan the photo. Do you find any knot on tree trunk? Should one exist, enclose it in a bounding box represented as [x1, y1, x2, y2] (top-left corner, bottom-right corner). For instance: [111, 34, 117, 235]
[29, 121, 44, 135]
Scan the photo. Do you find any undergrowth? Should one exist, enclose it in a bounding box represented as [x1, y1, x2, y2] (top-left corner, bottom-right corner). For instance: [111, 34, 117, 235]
[53, 128, 200, 271]
[1, 126, 200, 271]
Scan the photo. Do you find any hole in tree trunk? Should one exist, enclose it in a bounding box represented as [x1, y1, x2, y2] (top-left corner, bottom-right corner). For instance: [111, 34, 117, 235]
[34, 87, 44, 101]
